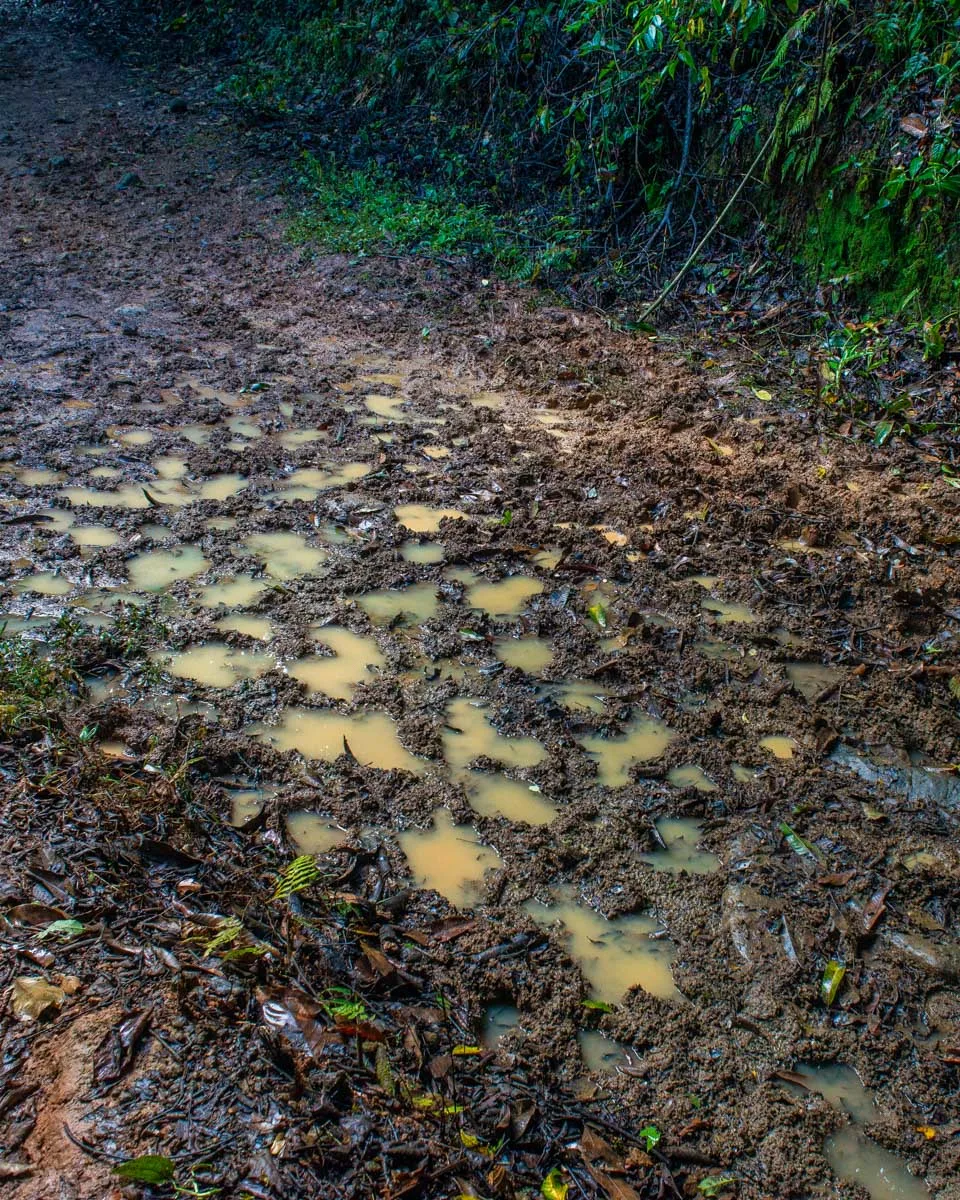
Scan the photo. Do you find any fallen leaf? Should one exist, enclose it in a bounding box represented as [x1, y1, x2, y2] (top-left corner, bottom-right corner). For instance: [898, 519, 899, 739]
[11, 976, 65, 1022]
[112, 1156, 175, 1184]
[541, 1168, 569, 1200]
[93, 1009, 151, 1084]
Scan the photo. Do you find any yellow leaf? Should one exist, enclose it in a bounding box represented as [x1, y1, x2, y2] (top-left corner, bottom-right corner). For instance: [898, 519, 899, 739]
[752, 388, 773, 401]
[459, 1130, 482, 1149]
[541, 1168, 569, 1200]
[917, 1125, 936, 1139]
[705, 437, 734, 458]
[451, 1044, 482, 1056]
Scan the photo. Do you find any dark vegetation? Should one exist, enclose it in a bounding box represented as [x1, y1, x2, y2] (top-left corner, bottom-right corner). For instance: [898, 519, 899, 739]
[71, 0, 960, 323]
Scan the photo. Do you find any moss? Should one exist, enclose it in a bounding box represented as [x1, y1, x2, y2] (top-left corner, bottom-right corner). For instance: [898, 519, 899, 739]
[800, 176, 960, 318]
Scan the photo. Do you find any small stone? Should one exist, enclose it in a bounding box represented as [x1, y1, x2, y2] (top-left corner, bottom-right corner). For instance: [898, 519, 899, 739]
[115, 171, 143, 190]
[168, 97, 188, 114]
[48, 155, 68, 169]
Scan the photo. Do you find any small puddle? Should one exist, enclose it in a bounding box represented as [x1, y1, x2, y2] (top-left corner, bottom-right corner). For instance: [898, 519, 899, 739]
[591, 525, 628, 546]
[760, 735, 797, 760]
[640, 818, 720, 875]
[422, 445, 450, 460]
[667, 764, 718, 792]
[495, 637, 554, 673]
[786, 662, 843, 700]
[110, 427, 154, 447]
[224, 780, 279, 827]
[688, 574, 720, 589]
[524, 889, 679, 1002]
[442, 698, 547, 772]
[355, 583, 439, 626]
[70, 525, 122, 548]
[156, 642, 275, 688]
[579, 1030, 643, 1073]
[545, 678, 610, 715]
[398, 807, 503, 907]
[482, 1004, 520, 1049]
[394, 504, 467, 533]
[206, 516, 237, 532]
[400, 540, 445, 564]
[226, 417, 261, 439]
[277, 462, 370, 500]
[579, 714, 675, 787]
[278, 428, 327, 449]
[217, 614, 273, 641]
[364, 393, 410, 422]
[465, 575, 543, 618]
[197, 576, 268, 608]
[469, 391, 505, 410]
[13, 572, 72, 596]
[243, 532, 327, 580]
[693, 639, 740, 662]
[249, 708, 424, 773]
[127, 546, 209, 591]
[17, 468, 65, 485]
[289, 627, 385, 700]
[780, 1064, 879, 1124]
[461, 770, 558, 826]
[286, 811, 349, 855]
[89, 467, 122, 480]
[62, 474, 247, 508]
[702, 598, 757, 624]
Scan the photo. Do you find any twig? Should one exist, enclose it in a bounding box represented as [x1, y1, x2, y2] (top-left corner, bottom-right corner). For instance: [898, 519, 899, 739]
[636, 125, 776, 325]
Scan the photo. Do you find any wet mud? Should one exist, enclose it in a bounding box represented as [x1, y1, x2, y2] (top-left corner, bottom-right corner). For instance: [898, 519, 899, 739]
[0, 7, 958, 1199]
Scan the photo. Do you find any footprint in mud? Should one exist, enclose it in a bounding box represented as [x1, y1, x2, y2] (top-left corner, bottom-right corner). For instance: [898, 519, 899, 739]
[524, 888, 679, 1002]
[442, 698, 547, 772]
[288, 626, 385, 700]
[398, 807, 503, 907]
[639, 818, 720, 875]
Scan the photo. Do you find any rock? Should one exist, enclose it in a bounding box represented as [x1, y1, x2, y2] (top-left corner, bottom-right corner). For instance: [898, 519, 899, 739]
[168, 97, 188, 114]
[115, 171, 143, 190]
[48, 155, 68, 169]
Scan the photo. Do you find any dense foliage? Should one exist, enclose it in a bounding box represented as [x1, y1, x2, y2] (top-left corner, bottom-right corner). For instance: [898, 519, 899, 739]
[76, 0, 960, 314]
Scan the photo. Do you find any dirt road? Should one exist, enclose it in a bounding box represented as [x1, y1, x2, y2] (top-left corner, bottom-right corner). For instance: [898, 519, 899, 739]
[1, 6, 958, 1198]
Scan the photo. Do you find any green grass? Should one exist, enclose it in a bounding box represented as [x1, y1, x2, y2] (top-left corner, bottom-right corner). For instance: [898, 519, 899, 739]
[288, 155, 582, 281]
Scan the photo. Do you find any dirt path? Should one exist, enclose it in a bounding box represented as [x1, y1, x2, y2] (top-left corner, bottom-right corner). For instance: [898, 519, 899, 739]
[1, 7, 959, 1199]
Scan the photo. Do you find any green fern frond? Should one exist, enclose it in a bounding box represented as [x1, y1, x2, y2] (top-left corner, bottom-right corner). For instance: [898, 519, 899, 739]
[272, 854, 321, 901]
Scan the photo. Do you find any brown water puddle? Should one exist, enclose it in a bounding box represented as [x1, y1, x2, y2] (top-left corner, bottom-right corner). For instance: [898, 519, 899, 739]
[355, 582, 439, 625]
[108, 426, 154, 447]
[524, 889, 679, 1002]
[421, 445, 450, 460]
[545, 678, 610, 714]
[779, 1065, 929, 1200]
[400, 540, 445, 564]
[13, 571, 72, 596]
[640, 818, 720, 875]
[249, 708, 424, 773]
[787, 661, 843, 700]
[15, 467, 65, 485]
[286, 811, 349, 854]
[276, 462, 371, 501]
[442, 698, 547, 772]
[701, 598, 757, 624]
[667, 764, 718, 792]
[289, 626, 385, 700]
[62, 473, 247, 509]
[494, 636, 554, 673]
[394, 504, 467, 533]
[461, 770, 558, 825]
[464, 575, 543, 618]
[197, 576, 268, 608]
[482, 1004, 520, 1049]
[578, 714, 675, 787]
[278, 427, 327, 449]
[217, 614, 273, 641]
[71, 525, 122, 548]
[398, 807, 503, 907]
[225, 780, 279, 827]
[578, 1030, 643, 1073]
[155, 642, 275, 688]
[127, 546, 208, 591]
[226, 416, 262, 439]
[760, 735, 797, 760]
[243, 531, 327, 580]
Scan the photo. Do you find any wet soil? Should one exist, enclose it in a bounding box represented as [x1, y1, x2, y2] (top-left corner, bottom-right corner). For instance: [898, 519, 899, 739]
[1, 6, 959, 1199]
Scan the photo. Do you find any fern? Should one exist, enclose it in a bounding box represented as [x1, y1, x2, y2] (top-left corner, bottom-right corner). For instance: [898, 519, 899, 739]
[200, 917, 244, 957]
[764, 6, 820, 80]
[272, 854, 321, 901]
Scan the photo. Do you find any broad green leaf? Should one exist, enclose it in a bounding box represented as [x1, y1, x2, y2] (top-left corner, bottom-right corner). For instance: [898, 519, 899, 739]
[112, 1156, 176, 1184]
[821, 959, 845, 1006]
[698, 1176, 736, 1197]
[587, 603, 607, 629]
[752, 388, 773, 401]
[874, 420, 893, 447]
[639, 1124, 661, 1150]
[541, 1167, 569, 1200]
[581, 999, 614, 1013]
[36, 919, 84, 942]
[779, 821, 825, 863]
[922, 320, 945, 361]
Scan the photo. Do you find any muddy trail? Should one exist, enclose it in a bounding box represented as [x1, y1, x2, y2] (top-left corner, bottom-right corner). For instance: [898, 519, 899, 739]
[1, 7, 959, 1200]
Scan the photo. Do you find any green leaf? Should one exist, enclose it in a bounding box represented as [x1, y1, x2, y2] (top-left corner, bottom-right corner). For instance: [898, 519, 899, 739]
[639, 1124, 661, 1150]
[821, 959, 845, 1006]
[112, 1155, 176, 1184]
[499, 509, 513, 527]
[541, 1168, 569, 1200]
[581, 999, 614, 1013]
[778, 821, 825, 864]
[698, 1176, 736, 1197]
[36, 919, 84, 942]
[874, 420, 893, 447]
[272, 854, 320, 901]
[922, 320, 945, 362]
[587, 603, 608, 629]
